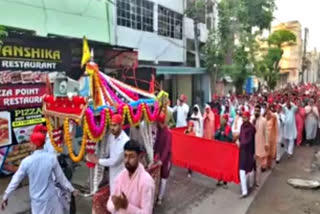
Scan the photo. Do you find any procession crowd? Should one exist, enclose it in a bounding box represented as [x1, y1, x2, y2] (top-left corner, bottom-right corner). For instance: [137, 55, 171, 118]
[2, 83, 320, 214]
[173, 83, 320, 198]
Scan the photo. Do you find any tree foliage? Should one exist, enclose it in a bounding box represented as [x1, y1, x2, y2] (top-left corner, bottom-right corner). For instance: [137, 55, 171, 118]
[257, 30, 296, 89]
[0, 25, 7, 47]
[203, 0, 276, 94]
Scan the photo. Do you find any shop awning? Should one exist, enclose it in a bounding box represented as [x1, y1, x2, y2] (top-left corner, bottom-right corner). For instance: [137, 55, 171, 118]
[155, 66, 207, 75]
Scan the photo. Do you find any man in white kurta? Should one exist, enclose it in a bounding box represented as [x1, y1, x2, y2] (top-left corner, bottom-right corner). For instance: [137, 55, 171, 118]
[173, 94, 189, 127]
[275, 105, 286, 163]
[87, 114, 129, 193]
[283, 101, 297, 157]
[1, 132, 76, 214]
[305, 100, 319, 144]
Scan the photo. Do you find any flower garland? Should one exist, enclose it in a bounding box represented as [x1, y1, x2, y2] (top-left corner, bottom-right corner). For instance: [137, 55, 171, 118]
[112, 80, 139, 101]
[64, 118, 87, 162]
[100, 73, 155, 99]
[93, 72, 103, 107]
[85, 108, 108, 139]
[45, 117, 63, 153]
[103, 75, 134, 102]
[144, 101, 159, 121]
[100, 76, 124, 104]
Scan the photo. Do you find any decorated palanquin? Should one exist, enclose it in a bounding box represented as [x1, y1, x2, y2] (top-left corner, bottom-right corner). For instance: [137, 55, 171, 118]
[43, 38, 168, 214]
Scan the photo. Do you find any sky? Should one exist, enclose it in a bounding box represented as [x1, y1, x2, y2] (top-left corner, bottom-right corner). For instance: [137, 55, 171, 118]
[274, 0, 320, 51]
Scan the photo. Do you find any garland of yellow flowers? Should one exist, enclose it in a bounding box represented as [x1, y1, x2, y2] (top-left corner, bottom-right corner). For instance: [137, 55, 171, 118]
[64, 118, 88, 162]
[84, 115, 108, 143]
[45, 117, 63, 153]
[122, 105, 140, 127]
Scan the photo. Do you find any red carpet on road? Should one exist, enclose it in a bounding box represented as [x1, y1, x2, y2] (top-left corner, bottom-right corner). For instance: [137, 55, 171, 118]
[171, 128, 240, 184]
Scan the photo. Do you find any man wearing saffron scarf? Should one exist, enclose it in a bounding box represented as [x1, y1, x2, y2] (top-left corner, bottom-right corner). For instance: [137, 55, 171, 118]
[265, 109, 278, 169]
[87, 114, 129, 193]
[154, 113, 172, 205]
[107, 140, 155, 214]
[1, 129, 78, 214]
[203, 104, 215, 139]
[239, 111, 255, 198]
[253, 105, 268, 186]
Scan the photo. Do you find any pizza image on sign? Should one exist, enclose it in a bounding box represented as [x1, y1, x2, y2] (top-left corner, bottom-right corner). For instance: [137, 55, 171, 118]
[0, 112, 11, 147]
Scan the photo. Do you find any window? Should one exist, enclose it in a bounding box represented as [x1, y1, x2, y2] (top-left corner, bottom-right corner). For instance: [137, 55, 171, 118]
[158, 5, 183, 40]
[117, 0, 154, 32]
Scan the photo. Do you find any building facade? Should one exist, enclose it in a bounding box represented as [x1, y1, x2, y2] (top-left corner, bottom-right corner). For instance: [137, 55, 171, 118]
[0, 0, 114, 44]
[112, 0, 216, 106]
[0, 0, 216, 106]
[272, 21, 303, 86]
[304, 49, 320, 83]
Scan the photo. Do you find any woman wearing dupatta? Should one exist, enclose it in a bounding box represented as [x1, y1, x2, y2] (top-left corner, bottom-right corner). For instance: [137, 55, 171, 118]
[305, 99, 319, 145]
[203, 104, 215, 139]
[295, 99, 305, 146]
[190, 105, 203, 137]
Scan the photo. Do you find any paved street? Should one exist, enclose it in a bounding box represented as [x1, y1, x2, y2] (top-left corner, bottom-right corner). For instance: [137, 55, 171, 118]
[247, 146, 320, 214]
[0, 164, 271, 214]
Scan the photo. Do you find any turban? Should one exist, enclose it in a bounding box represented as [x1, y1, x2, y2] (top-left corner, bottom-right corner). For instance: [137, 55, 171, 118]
[188, 121, 194, 127]
[157, 113, 166, 124]
[33, 124, 47, 134]
[180, 94, 187, 102]
[243, 111, 250, 118]
[111, 114, 123, 124]
[222, 114, 229, 121]
[30, 132, 46, 147]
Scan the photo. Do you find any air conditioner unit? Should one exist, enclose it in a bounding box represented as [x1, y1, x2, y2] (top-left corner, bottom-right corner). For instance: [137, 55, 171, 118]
[53, 73, 80, 97]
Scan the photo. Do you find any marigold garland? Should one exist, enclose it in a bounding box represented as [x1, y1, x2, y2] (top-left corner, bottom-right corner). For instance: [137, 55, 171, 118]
[45, 117, 63, 153]
[85, 108, 108, 138]
[84, 116, 107, 142]
[64, 118, 87, 162]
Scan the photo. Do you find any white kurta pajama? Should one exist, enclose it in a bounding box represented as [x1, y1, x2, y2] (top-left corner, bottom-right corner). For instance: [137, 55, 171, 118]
[3, 150, 74, 214]
[98, 130, 129, 193]
[173, 103, 189, 127]
[304, 105, 319, 140]
[276, 112, 286, 161]
[283, 103, 298, 155]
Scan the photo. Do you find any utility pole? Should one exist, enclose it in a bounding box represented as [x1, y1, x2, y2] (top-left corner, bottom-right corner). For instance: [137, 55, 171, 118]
[301, 27, 309, 84]
[193, 1, 201, 68]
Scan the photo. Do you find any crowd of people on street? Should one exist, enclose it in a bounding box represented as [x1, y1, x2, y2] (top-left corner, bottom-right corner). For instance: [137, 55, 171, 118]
[173, 83, 320, 198]
[2, 83, 320, 214]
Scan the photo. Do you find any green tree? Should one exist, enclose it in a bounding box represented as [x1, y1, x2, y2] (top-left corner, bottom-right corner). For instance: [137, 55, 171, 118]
[258, 29, 296, 90]
[0, 25, 7, 48]
[204, 0, 276, 94]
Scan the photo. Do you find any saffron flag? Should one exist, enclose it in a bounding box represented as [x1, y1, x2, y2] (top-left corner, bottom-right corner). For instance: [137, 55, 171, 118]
[171, 128, 240, 184]
[81, 36, 91, 68]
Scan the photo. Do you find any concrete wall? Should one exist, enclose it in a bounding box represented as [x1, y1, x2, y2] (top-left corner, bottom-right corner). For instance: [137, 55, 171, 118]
[116, 27, 184, 63]
[184, 18, 208, 43]
[115, 0, 185, 63]
[272, 21, 303, 84]
[0, 0, 114, 44]
[177, 75, 192, 106]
